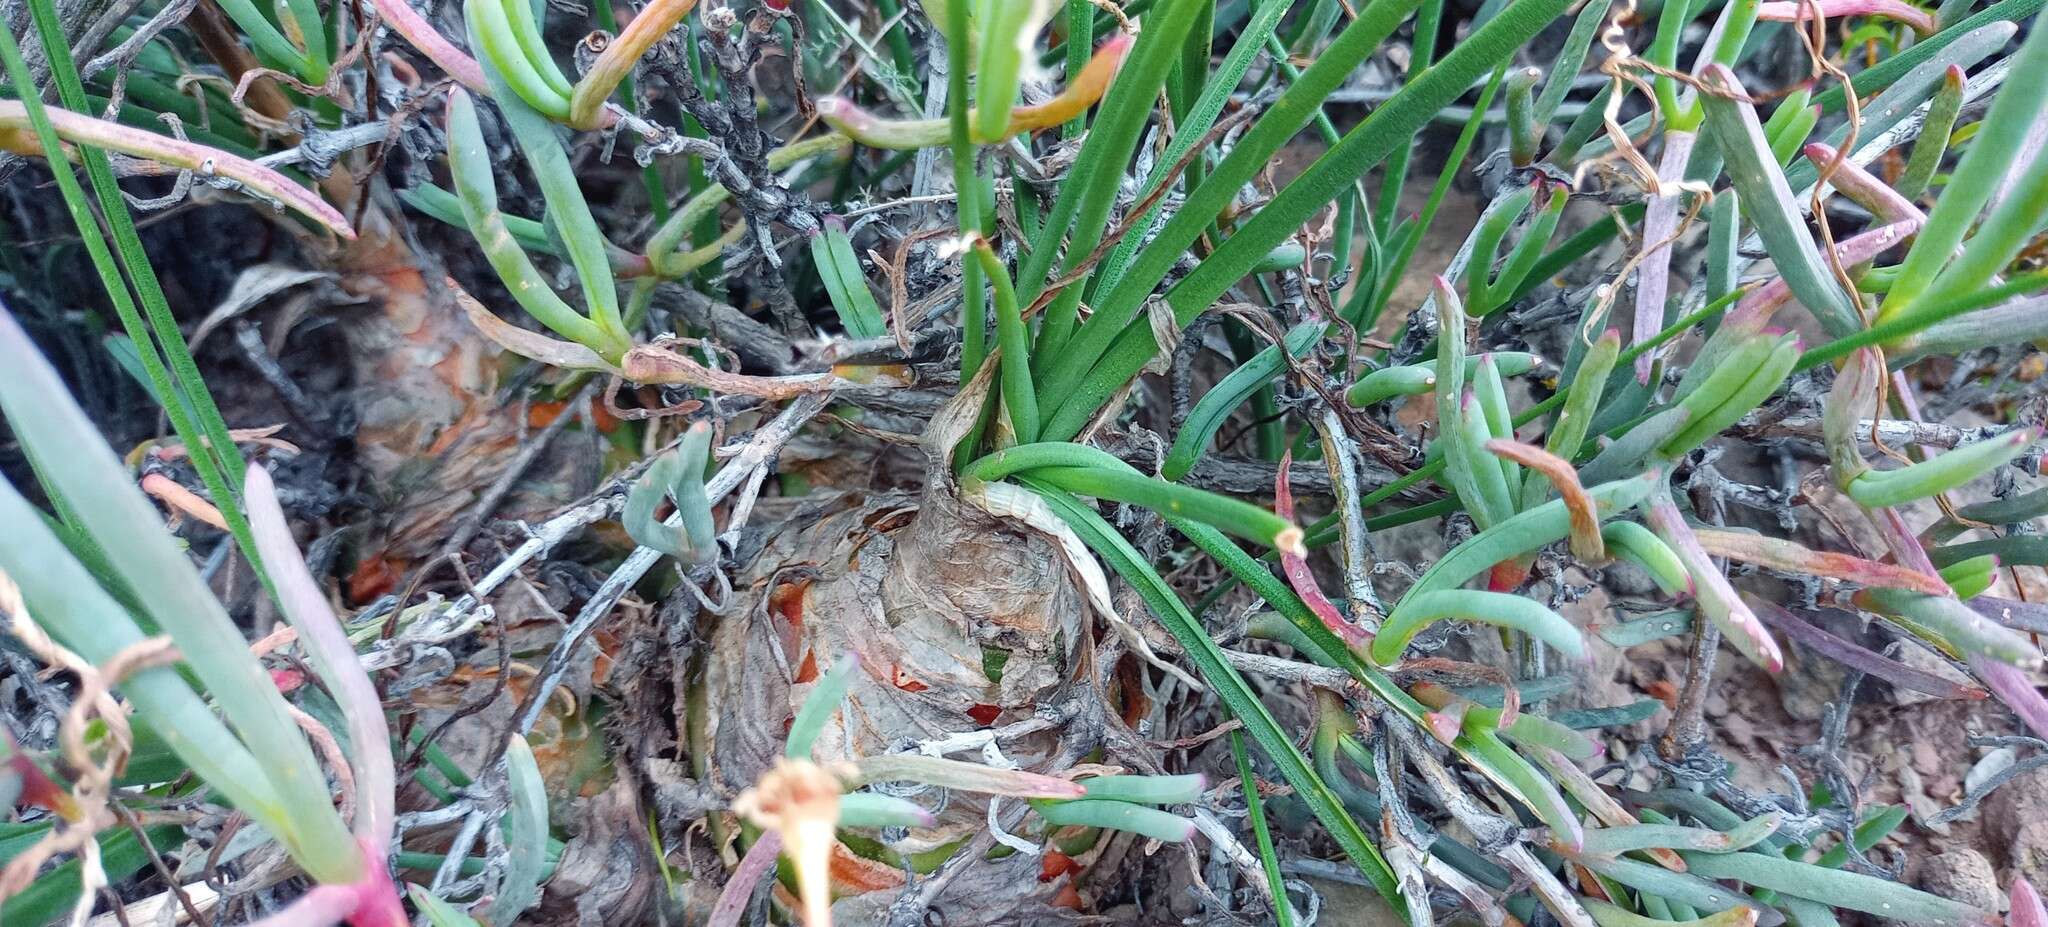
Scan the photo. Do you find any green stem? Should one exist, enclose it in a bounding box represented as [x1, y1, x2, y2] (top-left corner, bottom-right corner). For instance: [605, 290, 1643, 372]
[974, 242, 1039, 442]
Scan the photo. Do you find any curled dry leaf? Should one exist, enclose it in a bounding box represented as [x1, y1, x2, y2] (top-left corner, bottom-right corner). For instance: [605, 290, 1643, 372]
[1486, 439, 1604, 561]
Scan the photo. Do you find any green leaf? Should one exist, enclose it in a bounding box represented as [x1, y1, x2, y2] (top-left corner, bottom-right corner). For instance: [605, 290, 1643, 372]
[1799, 269, 2048, 367]
[0, 6, 264, 584]
[1040, 0, 1572, 439]
[963, 443, 1303, 552]
[1080, 0, 1298, 307]
[1846, 429, 2036, 508]
[1809, 0, 2038, 116]
[624, 422, 718, 564]
[491, 734, 550, 924]
[1016, 0, 1205, 320]
[1658, 332, 1800, 460]
[838, 793, 937, 829]
[1165, 322, 1321, 480]
[1456, 723, 1584, 849]
[1863, 586, 2040, 665]
[972, 0, 1044, 141]
[974, 241, 1039, 443]
[0, 310, 359, 882]
[1030, 798, 1195, 842]
[1924, 144, 2048, 304]
[0, 824, 184, 927]
[477, 51, 630, 354]
[1576, 853, 1776, 923]
[464, 0, 572, 119]
[811, 219, 889, 339]
[1579, 815, 1781, 857]
[1231, 731, 1296, 927]
[1695, 64, 1859, 338]
[1602, 521, 1693, 596]
[1897, 65, 1968, 201]
[1019, 480, 1408, 914]
[1680, 850, 1992, 924]
[786, 655, 859, 760]
[1400, 473, 1658, 600]
[1373, 590, 1586, 665]
[1034, 0, 1431, 417]
[410, 884, 486, 927]
[445, 88, 612, 354]
[1078, 774, 1206, 805]
[1544, 328, 1619, 469]
[1533, 0, 1615, 125]
[404, 183, 564, 259]
[1878, 15, 2048, 320]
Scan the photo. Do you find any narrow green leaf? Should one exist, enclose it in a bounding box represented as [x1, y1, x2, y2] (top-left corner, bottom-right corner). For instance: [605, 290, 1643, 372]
[445, 88, 610, 352]
[1078, 774, 1206, 805]
[491, 734, 550, 924]
[1401, 473, 1658, 600]
[973, 0, 1043, 141]
[410, 885, 486, 927]
[1576, 854, 1776, 924]
[1035, 0, 1431, 410]
[1602, 521, 1693, 596]
[1579, 816, 1781, 857]
[1020, 480, 1408, 913]
[974, 241, 1039, 443]
[1534, 0, 1613, 125]
[962, 443, 1302, 552]
[464, 0, 572, 119]
[1231, 731, 1296, 927]
[811, 219, 889, 339]
[1897, 65, 1967, 202]
[1696, 64, 1859, 337]
[1030, 798, 1194, 842]
[1847, 429, 2035, 508]
[1864, 586, 2040, 666]
[787, 655, 859, 760]
[1681, 850, 1992, 924]
[1040, 0, 1572, 439]
[1, 6, 263, 581]
[1373, 590, 1586, 665]
[0, 310, 358, 882]
[477, 52, 628, 352]
[0, 824, 184, 927]
[838, 793, 937, 829]
[1809, 0, 2037, 116]
[1165, 322, 1320, 480]
[1016, 0, 1205, 310]
[1457, 724, 1584, 849]
[1879, 17, 2048, 320]
[1082, 0, 1297, 306]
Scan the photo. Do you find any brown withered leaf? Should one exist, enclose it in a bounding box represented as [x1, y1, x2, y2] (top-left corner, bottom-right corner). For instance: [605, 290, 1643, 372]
[538, 774, 660, 927]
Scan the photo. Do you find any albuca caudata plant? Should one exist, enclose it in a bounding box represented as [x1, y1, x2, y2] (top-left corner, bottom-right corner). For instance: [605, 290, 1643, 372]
[8, 0, 2048, 922]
